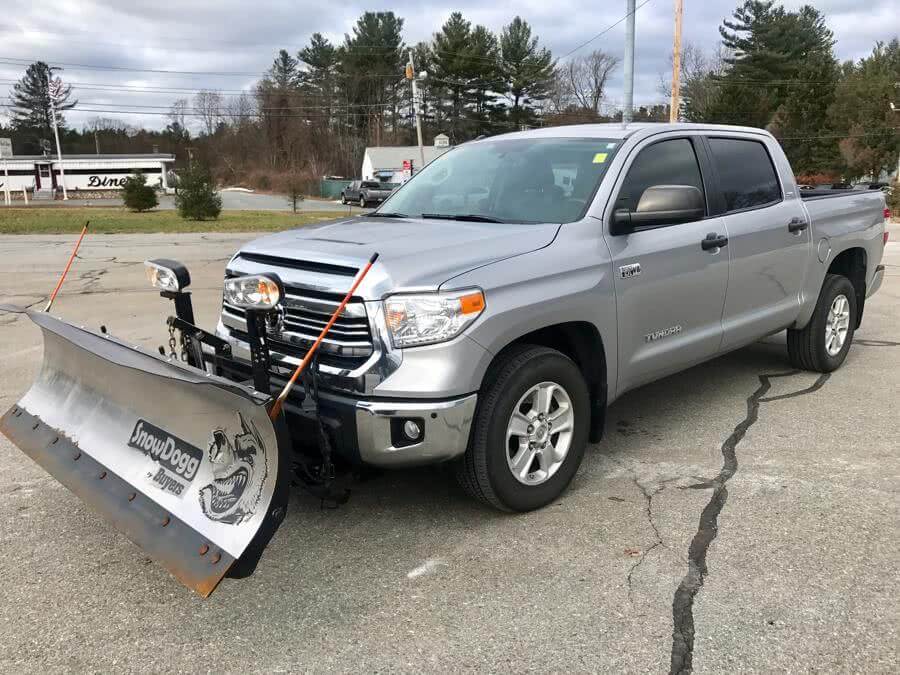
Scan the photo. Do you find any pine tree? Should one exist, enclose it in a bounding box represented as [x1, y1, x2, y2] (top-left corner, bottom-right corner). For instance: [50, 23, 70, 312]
[431, 12, 474, 142]
[710, 0, 837, 132]
[10, 61, 77, 135]
[268, 50, 300, 89]
[120, 171, 158, 212]
[466, 26, 501, 137]
[498, 17, 554, 130]
[340, 12, 405, 143]
[175, 165, 221, 220]
[298, 33, 339, 125]
[828, 38, 900, 179]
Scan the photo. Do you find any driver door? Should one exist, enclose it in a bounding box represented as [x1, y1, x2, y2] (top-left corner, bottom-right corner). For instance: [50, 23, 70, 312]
[604, 136, 730, 395]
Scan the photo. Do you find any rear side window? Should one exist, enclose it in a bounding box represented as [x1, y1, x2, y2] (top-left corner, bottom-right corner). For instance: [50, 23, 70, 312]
[708, 138, 781, 212]
[616, 138, 706, 215]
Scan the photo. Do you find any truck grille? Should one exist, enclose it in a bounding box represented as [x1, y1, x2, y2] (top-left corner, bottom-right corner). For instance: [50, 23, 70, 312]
[221, 279, 373, 370]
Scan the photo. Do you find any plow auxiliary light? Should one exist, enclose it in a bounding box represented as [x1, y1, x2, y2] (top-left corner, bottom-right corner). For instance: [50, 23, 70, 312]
[224, 275, 282, 310]
[145, 259, 191, 292]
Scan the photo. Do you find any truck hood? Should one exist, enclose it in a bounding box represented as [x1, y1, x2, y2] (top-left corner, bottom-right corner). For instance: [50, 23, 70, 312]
[237, 216, 560, 292]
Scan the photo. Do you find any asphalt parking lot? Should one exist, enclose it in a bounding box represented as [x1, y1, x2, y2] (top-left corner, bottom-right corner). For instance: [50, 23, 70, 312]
[1, 227, 898, 672]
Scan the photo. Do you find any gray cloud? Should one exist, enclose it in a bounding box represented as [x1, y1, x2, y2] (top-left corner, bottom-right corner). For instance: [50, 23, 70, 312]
[1, 0, 896, 131]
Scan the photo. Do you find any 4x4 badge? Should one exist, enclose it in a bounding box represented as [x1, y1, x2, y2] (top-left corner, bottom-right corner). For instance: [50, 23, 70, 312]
[619, 263, 642, 279]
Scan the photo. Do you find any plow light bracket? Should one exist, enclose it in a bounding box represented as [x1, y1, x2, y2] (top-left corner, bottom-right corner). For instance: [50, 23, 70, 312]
[145, 259, 191, 292]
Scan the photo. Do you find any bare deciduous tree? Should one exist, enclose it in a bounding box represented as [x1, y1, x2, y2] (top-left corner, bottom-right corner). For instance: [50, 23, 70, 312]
[194, 90, 223, 136]
[658, 43, 729, 121]
[563, 50, 621, 114]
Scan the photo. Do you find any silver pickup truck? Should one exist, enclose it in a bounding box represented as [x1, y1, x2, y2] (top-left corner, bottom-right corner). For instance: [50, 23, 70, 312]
[2, 122, 889, 594]
[218, 123, 887, 512]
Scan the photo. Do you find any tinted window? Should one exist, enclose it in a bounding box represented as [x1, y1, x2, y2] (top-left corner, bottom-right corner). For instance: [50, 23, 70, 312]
[381, 138, 620, 224]
[362, 181, 381, 188]
[616, 138, 705, 215]
[708, 138, 781, 211]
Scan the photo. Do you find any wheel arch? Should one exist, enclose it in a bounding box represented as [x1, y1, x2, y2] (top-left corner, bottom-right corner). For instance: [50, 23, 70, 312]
[827, 246, 867, 328]
[490, 321, 608, 443]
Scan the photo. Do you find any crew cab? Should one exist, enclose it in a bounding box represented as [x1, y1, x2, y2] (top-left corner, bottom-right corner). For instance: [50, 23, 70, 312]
[217, 123, 887, 512]
[340, 180, 397, 207]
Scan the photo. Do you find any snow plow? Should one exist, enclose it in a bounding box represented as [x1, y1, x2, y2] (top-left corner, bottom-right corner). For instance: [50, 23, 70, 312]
[0, 252, 377, 596]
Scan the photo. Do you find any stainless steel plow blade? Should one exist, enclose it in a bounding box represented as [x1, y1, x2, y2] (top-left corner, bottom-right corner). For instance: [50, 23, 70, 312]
[0, 306, 290, 596]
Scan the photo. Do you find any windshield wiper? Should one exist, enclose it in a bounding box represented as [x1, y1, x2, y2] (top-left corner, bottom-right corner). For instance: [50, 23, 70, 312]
[368, 212, 408, 218]
[420, 213, 506, 223]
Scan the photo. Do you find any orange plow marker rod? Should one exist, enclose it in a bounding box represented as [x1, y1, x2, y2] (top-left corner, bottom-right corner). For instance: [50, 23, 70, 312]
[269, 252, 379, 420]
[44, 221, 90, 312]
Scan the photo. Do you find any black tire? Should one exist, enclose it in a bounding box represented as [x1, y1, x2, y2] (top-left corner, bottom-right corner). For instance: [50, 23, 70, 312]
[787, 273, 857, 372]
[340, 194, 347, 205]
[359, 195, 366, 208]
[455, 344, 590, 512]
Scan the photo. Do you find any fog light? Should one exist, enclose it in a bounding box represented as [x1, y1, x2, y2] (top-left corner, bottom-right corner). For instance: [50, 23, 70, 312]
[403, 419, 422, 440]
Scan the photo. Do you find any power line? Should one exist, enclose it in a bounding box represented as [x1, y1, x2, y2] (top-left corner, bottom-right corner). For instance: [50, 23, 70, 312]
[560, 0, 654, 60]
[0, 57, 260, 77]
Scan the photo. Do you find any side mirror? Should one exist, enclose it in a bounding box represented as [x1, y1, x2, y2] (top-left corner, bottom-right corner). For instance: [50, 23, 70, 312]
[610, 185, 704, 234]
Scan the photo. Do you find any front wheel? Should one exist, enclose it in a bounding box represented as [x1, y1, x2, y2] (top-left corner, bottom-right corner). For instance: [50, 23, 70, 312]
[456, 345, 590, 512]
[787, 273, 857, 372]
[340, 194, 347, 205]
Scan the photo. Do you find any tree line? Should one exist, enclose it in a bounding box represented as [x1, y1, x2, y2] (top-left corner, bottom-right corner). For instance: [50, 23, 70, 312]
[2, 1, 898, 190]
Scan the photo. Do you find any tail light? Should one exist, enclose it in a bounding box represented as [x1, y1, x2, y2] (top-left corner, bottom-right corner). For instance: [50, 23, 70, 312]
[885, 207, 892, 220]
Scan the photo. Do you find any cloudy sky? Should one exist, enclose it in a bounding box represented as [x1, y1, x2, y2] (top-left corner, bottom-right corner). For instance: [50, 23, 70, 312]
[1, 0, 897, 132]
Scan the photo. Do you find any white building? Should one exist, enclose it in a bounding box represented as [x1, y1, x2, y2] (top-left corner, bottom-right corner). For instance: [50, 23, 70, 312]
[360, 134, 451, 182]
[0, 153, 176, 195]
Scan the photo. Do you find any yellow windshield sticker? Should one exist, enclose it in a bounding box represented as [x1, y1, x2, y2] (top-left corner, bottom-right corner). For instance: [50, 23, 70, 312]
[592, 152, 608, 164]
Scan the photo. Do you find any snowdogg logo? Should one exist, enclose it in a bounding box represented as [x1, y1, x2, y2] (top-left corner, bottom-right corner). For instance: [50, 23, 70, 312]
[128, 420, 203, 497]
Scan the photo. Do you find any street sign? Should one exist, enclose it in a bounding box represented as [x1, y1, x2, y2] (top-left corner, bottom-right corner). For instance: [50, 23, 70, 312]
[0, 138, 12, 158]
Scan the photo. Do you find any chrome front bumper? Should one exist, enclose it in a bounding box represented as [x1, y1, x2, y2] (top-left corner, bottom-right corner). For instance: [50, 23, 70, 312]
[326, 392, 478, 467]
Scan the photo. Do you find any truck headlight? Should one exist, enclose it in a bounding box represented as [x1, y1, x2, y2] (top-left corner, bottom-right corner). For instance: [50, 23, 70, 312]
[144, 259, 191, 292]
[224, 275, 282, 310]
[384, 289, 485, 348]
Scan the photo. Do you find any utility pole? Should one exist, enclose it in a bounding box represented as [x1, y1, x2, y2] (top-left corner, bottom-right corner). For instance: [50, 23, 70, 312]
[94, 130, 100, 155]
[406, 50, 426, 172]
[891, 101, 899, 182]
[669, 0, 684, 123]
[47, 73, 68, 200]
[623, 0, 636, 124]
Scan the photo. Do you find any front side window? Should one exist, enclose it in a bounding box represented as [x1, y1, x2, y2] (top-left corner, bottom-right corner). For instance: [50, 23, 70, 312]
[708, 138, 781, 212]
[615, 138, 706, 215]
[380, 137, 620, 224]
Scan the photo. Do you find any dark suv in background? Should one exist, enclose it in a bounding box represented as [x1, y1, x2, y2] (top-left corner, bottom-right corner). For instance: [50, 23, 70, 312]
[341, 180, 398, 207]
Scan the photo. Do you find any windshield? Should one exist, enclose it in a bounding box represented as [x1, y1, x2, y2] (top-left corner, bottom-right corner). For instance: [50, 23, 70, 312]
[378, 137, 620, 223]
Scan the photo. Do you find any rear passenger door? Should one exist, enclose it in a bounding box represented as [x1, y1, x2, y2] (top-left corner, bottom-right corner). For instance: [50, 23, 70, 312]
[605, 135, 730, 395]
[704, 136, 810, 349]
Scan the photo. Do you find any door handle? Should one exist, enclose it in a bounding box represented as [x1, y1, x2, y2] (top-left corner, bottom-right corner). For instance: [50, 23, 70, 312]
[788, 217, 808, 233]
[701, 232, 728, 251]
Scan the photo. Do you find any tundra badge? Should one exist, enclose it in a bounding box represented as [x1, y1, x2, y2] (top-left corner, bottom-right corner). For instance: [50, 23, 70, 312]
[645, 325, 682, 342]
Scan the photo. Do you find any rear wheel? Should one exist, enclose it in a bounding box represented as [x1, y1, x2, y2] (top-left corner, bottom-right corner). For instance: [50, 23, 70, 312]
[456, 345, 590, 512]
[359, 195, 366, 208]
[787, 273, 856, 372]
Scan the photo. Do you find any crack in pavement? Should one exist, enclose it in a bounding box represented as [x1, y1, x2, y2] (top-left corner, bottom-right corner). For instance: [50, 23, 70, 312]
[668, 369, 830, 675]
[855, 339, 900, 347]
